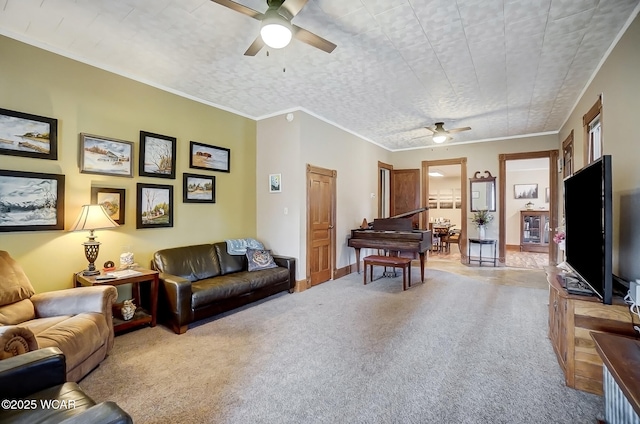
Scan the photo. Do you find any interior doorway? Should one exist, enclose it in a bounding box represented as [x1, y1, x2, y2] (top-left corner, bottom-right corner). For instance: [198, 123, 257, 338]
[498, 151, 559, 267]
[306, 164, 336, 287]
[421, 158, 468, 263]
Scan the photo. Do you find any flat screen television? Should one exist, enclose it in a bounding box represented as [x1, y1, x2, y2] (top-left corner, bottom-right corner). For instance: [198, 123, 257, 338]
[564, 155, 613, 304]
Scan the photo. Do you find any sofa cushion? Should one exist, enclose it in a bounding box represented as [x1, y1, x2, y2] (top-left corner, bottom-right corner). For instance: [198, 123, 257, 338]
[0, 299, 36, 325]
[214, 242, 247, 275]
[191, 276, 253, 308]
[234, 268, 290, 291]
[25, 313, 109, 374]
[154, 244, 221, 282]
[246, 249, 278, 272]
[0, 251, 36, 308]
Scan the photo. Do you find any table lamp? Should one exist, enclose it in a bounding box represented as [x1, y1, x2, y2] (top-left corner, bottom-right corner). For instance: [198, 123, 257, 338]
[70, 204, 119, 276]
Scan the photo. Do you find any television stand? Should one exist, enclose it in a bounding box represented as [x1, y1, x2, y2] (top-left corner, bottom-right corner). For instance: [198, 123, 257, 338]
[546, 266, 640, 395]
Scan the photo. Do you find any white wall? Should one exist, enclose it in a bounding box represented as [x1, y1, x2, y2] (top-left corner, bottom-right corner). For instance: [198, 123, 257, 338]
[393, 135, 558, 242]
[505, 168, 549, 246]
[256, 111, 392, 281]
[428, 176, 462, 225]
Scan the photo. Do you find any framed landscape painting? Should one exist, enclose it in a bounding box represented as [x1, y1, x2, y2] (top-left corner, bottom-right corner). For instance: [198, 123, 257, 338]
[189, 141, 230, 173]
[139, 131, 176, 179]
[79, 133, 134, 177]
[91, 187, 126, 225]
[0, 170, 65, 232]
[514, 183, 538, 199]
[136, 183, 173, 229]
[0, 108, 58, 160]
[183, 173, 215, 203]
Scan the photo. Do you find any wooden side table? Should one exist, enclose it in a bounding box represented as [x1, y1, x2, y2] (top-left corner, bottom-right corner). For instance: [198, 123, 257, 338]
[74, 268, 159, 334]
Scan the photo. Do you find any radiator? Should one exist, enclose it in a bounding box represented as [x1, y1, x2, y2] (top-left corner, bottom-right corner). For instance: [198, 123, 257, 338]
[604, 366, 640, 424]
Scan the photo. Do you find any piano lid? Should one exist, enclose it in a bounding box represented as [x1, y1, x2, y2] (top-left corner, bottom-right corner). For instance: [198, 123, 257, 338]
[389, 207, 428, 219]
[373, 207, 428, 231]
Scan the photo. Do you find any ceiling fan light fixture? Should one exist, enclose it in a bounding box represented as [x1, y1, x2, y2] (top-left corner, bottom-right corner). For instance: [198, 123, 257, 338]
[432, 134, 447, 143]
[260, 11, 292, 49]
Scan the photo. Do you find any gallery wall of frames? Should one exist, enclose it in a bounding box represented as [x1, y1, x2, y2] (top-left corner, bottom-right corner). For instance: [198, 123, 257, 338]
[0, 107, 230, 233]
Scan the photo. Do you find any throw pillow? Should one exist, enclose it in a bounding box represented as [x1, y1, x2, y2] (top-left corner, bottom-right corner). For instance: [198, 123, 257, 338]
[246, 248, 278, 272]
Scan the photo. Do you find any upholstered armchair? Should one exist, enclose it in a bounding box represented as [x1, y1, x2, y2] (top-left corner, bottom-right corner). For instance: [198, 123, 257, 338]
[0, 250, 117, 382]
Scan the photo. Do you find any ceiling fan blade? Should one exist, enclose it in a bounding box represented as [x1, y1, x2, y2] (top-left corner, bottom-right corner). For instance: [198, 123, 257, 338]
[447, 126, 471, 134]
[279, 0, 308, 20]
[210, 0, 263, 19]
[292, 25, 336, 53]
[424, 126, 437, 134]
[244, 35, 265, 56]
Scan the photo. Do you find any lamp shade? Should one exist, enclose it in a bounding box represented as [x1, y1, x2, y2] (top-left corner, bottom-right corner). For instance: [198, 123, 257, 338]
[260, 10, 292, 49]
[70, 205, 119, 232]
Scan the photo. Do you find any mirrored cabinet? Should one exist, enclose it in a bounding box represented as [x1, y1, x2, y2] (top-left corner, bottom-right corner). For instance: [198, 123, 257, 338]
[520, 210, 550, 253]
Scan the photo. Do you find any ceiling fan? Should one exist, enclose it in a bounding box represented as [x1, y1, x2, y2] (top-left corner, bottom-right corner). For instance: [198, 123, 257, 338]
[424, 122, 471, 143]
[211, 0, 337, 56]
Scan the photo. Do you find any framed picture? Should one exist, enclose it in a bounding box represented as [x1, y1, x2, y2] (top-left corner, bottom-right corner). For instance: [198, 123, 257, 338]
[139, 131, 176, 179]
[189, 141, 230, 173]
[0, 170, 64, 232]
[183, 173, 215, 203]
[136, 183, 173, 229]
[0, 108, 58, 160]
[91, 187, 126, 225]
[514, 183, 538, 199]
[79, 133, 134, 177]
[269, 173, 281, 193]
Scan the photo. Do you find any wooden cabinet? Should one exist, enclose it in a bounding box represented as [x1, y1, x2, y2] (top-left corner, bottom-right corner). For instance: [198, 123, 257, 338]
[520, 210, 549, 253]
[546, 267, 639, 395]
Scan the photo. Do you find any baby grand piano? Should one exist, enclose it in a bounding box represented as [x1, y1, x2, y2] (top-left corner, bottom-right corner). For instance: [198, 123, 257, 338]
[348, 207, 431, 282]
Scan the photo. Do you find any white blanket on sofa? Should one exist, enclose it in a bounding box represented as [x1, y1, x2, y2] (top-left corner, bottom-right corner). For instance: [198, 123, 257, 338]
[225, 238, 264, 255]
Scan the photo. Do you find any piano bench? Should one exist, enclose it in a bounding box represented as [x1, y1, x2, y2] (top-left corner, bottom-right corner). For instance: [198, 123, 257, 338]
[363, 255, 412, 291]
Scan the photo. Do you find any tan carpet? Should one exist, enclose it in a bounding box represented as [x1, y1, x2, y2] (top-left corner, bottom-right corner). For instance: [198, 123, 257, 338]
[79, 266, 602, 424]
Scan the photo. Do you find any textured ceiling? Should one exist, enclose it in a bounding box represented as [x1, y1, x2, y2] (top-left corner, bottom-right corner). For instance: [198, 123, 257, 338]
[0, 0, 638, 151]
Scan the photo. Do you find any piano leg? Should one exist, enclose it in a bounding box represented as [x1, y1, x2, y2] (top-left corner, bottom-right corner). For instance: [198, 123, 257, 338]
[354, 248, 361, 273]
[419, 252, 426, 282]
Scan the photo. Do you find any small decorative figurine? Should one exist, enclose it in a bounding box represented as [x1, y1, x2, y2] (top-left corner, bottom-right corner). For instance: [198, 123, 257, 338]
[121, 299, 136, 321]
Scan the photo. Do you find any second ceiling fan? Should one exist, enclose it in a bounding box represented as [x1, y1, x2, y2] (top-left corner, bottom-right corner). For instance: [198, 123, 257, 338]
[424, 122, 471, 143]
[211, 0, 337, 56]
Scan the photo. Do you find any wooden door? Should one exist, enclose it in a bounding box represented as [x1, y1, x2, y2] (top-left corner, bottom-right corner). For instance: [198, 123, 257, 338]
[306, 165, 336, 287]
[391, 169, 420, 228]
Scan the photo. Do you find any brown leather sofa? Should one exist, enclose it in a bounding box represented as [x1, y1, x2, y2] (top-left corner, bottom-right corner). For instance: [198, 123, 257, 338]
[0, 347, 132, 423]
[0, 250, 117, 382]
[152, 242, 295, 334]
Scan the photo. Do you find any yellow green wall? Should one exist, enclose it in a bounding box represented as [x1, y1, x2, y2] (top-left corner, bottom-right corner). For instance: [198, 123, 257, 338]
[0, 36, 257, 293]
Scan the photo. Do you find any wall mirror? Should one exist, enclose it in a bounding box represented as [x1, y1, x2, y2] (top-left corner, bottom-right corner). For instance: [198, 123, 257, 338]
[470, 171, 496, 212]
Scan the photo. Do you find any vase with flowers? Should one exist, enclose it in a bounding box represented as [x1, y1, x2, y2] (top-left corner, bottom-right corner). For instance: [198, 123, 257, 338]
[471, 209, 494, 239]
[553, 229, 566, 250]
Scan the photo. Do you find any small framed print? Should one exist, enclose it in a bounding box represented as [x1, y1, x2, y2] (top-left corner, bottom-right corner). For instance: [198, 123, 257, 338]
[139, 131, 177, 179]
[0, 170, 65, 232]
[269, 174, 281, 193]
[0, 108, 58, 160]
[91, 187, 126, 225]
[136, 183, 173, 229]
[183, 173, 215, 203]
[79, 133, 134, 177]
[189, 141, 230, 173]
